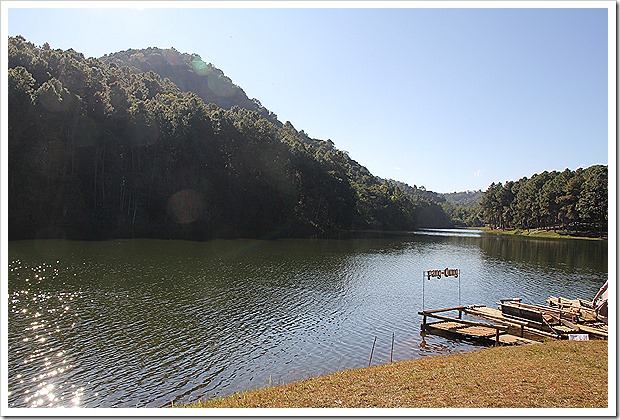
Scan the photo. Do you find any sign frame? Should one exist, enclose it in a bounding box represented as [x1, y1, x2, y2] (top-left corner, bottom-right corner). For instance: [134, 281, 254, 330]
[422, 268, 461, 310]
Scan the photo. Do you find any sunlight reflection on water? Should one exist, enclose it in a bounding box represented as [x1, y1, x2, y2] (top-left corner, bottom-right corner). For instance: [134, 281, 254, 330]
[415, 228, 484, 237]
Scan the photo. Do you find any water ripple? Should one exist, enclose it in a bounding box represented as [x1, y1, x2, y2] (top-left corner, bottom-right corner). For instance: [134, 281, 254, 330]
[7, 236, 607, 407]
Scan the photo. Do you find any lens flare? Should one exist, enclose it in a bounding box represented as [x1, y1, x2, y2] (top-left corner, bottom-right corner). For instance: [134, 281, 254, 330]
[166, 189, 206, 224]
[190, 55, 210, 77]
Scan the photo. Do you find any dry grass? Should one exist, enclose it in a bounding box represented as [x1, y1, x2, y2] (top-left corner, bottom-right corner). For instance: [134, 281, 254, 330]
[186, 340, 607, 408]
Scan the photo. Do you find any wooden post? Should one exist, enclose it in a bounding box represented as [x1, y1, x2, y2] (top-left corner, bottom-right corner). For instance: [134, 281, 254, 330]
[422, 271, 425, 311]
[495, 328, 500, 346]
[368, 336, 377, 367]
[390, 332, 395, 363]
[421, 314, 427, 332]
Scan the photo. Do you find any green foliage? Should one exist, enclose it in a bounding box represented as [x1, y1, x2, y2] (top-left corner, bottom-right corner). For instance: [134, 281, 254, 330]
[478, 167, 607, 237]
[440, 190, 484, 227]
[442, 190, 483, 207]
[8, 36, 454, 240]
[100, 47, 279, 123]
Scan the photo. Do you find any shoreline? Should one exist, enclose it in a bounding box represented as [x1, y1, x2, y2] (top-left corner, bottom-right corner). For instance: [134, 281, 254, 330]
[183, 340, 608, 409]
[472, 227, 607, 241]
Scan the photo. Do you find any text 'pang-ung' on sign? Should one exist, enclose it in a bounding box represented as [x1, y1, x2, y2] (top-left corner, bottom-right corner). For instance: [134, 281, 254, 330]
[425, 268, 459, 280]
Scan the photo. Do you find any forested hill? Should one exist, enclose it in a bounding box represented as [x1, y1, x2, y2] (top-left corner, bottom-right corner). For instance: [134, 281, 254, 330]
[100, 47, 280, 124]
[479, 166, 608, 236]
[7, 36, 452, 241]
[442, 190, 483, 207]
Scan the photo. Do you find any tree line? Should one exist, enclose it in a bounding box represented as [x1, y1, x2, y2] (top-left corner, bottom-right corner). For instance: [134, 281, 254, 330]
[8, 36, 452, 241]
[479, 166, 607, 236]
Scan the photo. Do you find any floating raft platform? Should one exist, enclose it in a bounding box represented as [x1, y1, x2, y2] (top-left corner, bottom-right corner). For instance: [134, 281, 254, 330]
[497, 298, 608, 339]
[419, 299, 608, 346]
[418, 306, 539, 346]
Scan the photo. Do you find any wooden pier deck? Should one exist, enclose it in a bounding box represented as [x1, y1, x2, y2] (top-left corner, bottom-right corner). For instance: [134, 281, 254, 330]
[423, 319, 538, 346]
[463, 305, 562, 340]
[496, 299, 608, 339]
[418, 306, 540, 346]
[420, 300, 608, 346]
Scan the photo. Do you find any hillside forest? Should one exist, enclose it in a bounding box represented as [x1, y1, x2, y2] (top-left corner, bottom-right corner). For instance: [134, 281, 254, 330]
[8, 36, 454, 240]
[7, 36, 608, 240]
[479, 166, 608, 237]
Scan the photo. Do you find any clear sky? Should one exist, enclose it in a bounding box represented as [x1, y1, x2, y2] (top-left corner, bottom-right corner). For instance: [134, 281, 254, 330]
[4, 2, 612, 193]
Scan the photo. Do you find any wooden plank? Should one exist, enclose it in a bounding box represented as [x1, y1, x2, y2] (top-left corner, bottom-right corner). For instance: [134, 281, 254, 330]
[466, 306, 503, 316]
[421, 312, 508, 331]
[464, 306, 560, 340]
[426, 321, 497, 338]
[465, 306, 530, 326]
[418, 306, 466, 315]
[426, 321, 536, 346]
[508, 301, 583, 322]
[572, 323, 608, 338]
[500, 303, 544, 323]
[456, 325, 498, 337]
[522, 326, 562, 339]
[428, 321, 465, 331]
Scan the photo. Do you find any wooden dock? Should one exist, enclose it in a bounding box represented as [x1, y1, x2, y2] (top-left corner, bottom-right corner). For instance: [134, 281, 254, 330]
[418, 306, 539, 346]
[420, 299, 608, 345]
[463, 304, 562, 341]
[546, 296, 599, 322]
[497, 299, 608, 339]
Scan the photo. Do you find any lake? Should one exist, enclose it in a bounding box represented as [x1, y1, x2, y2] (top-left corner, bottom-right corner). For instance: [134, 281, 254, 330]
[7, 230, 608, 408]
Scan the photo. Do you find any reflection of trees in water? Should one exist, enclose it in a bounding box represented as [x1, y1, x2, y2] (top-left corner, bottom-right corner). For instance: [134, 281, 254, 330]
[416, 230, 607, 271]
[476, 236, 607, 273]
[412, 233, 607, 304]
[406, 232, 607, 277]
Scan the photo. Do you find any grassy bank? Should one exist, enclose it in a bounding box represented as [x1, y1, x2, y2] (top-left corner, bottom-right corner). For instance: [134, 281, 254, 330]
[185, 340, 607, 408]
[476, 227, 606, 241]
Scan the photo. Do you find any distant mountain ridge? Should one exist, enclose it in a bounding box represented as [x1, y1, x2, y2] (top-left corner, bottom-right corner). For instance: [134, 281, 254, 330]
[442, 190, 484, 208]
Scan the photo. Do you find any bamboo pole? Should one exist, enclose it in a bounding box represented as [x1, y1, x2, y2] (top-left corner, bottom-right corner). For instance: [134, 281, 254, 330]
[368, 336, 377, 368]
[418, 305, 467, 315]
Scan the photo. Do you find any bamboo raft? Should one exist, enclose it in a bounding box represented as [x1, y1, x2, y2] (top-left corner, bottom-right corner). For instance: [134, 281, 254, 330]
[419, 297, 608, 346]
[497, 298, 608, 339]
[418, 306, 539, 346]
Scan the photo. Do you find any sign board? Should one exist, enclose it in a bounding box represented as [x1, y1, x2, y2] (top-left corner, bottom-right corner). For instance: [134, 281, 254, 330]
[424, 268, 459, 280]
[568, 334, 589, 341]
[422, 268, 461, 310]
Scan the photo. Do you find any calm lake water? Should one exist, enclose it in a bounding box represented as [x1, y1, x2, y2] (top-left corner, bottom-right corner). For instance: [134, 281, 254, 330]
[7, 230, 608, 408]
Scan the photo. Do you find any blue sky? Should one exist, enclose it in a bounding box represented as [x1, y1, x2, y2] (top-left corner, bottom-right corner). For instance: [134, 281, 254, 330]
[5, 2, 612, 193]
